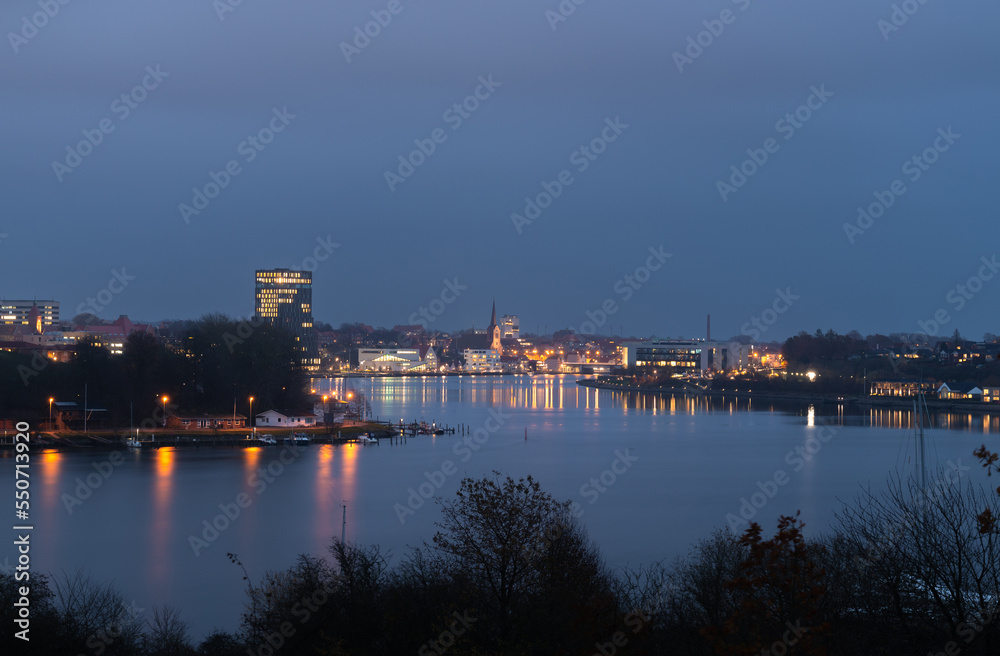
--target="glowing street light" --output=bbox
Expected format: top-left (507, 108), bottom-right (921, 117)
top-left (49, 397), bottom-right (54, 428)
top-left (249, 396), bottom-right (255, 436)
top-left (161, 395), bottom-right (169, 427)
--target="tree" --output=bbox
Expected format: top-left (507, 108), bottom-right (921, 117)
top-left (51, 570), bottom-right (146, 655)
top-left (973, 445), bottom-right (1000, 533)
top-left (702, 513), bottom-right (829, 656)
top-left (144, 605), bottom-right (195, 656)
top-left (431, 473), bottom-right (571, 644)
top-left (836, 472), bottom-right (1000, 651)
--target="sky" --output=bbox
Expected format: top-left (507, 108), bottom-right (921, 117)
top-left (2, 0), bottom-right (998, 342)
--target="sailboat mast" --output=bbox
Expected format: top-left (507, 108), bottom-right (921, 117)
top-left (914, 394), bottom-right (926, 490)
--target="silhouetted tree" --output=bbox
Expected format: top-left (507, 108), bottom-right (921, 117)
top-left (702, 513), bottom-right (829, 656)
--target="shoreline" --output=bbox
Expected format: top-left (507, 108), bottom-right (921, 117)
top-left (576, 379), bottom-right (1000, 414)
top-left (0, 423), bottom-right (398, 453)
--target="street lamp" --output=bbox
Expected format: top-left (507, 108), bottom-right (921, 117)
top-left (249, 396), bottom-right (255, 436)
top-left (49, 397), bottom-right (54, 428)
top-left (161, 395), bottom-right (169, 427)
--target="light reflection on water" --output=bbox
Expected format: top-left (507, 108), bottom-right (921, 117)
top-left (6, 375), bottom-right (999, 640)
top-left (315, 374), bottom-right (1000, 433)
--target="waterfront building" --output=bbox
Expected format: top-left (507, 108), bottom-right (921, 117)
top-left (166, 414), bottom-right (247, 429)
top-left (255, 409), bottom-right (320, 427)
top-left (869, 379), bottom-right (937, 397)
top-left (621, 339), bottom-right (749, 373)
top-left (254, 269), bottom-right (320, 371)
top-left (356, 346), bottom-right (438, 372)
top-left (463, 348), bottom-right (501, 372)
top-left (982, 387), bottom-right (1000, 403)
top-left (937, 382), bottom-right (984, 401)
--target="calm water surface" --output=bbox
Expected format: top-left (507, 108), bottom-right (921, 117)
top-left (3, 375), bottom-right (999, 638)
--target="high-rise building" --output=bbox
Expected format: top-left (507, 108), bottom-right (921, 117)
top-left (254, 269), bottom-right (320, 370)
top-left (0, 300), bottom-right (59, 333)
top-left (500, 314), bottom-right (519, 339)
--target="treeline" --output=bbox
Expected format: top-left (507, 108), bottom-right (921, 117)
top-left (0, 314), bottom-right (307, 428)
top-left (4, 464), bottom-right (999, 656)
top-left (781, 329), bottom-right (1000, 386)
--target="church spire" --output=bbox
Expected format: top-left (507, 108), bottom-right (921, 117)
top-left (488, 299), bottom-right (501, 355)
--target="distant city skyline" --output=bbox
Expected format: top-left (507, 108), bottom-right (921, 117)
top-left (4, 286), bottom-right (994, 344)
top-left (2, 1), bottom-right (998, 343)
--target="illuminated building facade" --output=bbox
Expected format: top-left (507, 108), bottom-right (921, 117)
top-left (254, 269), bottom-right (320, 370)
top-left (356, 347), bottom-right (437, 372)
top-left (500, 314), bottom-right (519, 339)
top-left (463, 348), bottom-right (501, 372)
top-left (621, 340), bottom-right (749, 373)
top-left (1, 300), bottom-right (59, 333)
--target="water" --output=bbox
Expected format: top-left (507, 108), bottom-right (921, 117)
top-left (3, 374), bottom-right (999, 639)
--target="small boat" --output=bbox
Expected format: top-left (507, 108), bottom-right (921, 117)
top-left (260, 435), bottom-right (277, 445)
top-left (357, 433), bottom-right (378, 444)
top-left (125, 438), bottom-right (142, 449)
top-left (291, 432), bottom-right (310, 444)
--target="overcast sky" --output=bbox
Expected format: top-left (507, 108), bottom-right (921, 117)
top-left (2, 0), bottom-right (997, 341)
